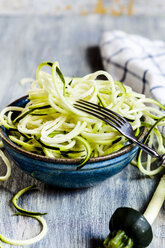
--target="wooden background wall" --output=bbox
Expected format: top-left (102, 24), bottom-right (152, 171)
top-left (0, 0), bottom-right (164, 17)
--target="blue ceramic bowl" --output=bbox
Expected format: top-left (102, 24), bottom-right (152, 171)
top-left (0, 96), bottom-right (145, 188)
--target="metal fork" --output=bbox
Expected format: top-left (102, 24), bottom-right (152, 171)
top-left (74, 99), bottom-right (165, 163)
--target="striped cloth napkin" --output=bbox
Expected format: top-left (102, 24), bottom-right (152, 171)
top-left (100, 30), bottom-right (165, 105)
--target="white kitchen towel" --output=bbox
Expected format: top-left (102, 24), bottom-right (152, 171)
top-left (100, 30), bottom-right (165, 104)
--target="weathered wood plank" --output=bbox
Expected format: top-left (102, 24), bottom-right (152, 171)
top-left (0, 0), bottom-right (165, 17)
top-left (0, 16), bottom-right (164, 247)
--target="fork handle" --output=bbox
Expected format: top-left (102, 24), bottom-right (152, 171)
top-left (131, 138), bottom-right (160, 159)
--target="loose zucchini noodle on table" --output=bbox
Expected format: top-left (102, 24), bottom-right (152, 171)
top-left (1, 61), bottom-right (165, 173)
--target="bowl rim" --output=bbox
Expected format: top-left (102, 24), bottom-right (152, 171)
top-left (0, 95), bottom-right (146, 164)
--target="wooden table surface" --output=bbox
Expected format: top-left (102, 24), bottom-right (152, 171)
top-left (0, 15), bottom-right (165, 248)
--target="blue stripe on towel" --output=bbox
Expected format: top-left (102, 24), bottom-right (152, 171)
top-left (104, 51), bottom-right (165, 95)
top-left (103, 56), bottom-right (143, 82)
top-left (147, 53), bottom-right (165, 74)
top-left (150, 85), bottom-right (165, 93)
top-left (101, 33), bottom-right (165, 97)
top-left (109, 47), bottom-right (130, 58)
top-left (101, 35), bottom-right (125, 47)
top-left (142, 69), bottom-right (149, 94)
top-left (120, 52), bottom-right (165, 82)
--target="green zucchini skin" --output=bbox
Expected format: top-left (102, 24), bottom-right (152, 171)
top-left (109, 207), bottom-right (153, 248)
top-left (13, 104), bottom-right (51, 123)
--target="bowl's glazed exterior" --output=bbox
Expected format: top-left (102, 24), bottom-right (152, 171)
top-left (0, 96), bottom-right (145, 188)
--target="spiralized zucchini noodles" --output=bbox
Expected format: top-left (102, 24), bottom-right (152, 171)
top-left (1, 61), bottom-right (165, 173)
top-left (0, 185), bottom-right (47, 246)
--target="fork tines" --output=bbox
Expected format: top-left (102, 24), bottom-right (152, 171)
top-left (73, 99), bottom-right (126, 129)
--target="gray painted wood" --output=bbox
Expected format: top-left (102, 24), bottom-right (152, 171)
top-left (0, 0), bottom-right (165, 16)
top-left (0, 15), bottom-right (165, 247)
